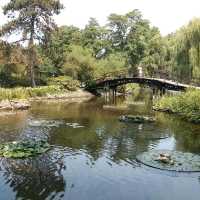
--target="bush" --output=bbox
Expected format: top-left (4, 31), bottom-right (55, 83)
top-left (154, 89), bottom-right (200, 123)
top-left (62, 45), bottom-right (95, 82)
top-left (47, 76), bottom-right (80, 91)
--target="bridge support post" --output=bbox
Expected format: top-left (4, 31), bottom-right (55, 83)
top-left (111, 87), bottom-right (117, 104)
top-left (161, 88), bottom-right (166, 96)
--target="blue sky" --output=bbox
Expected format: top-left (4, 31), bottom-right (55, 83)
top-left (1, 0), bottom-right (200, 35)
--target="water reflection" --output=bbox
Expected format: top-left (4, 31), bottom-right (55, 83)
top-left (0, 148), bottom-right (66, 200)
top-left (0, 90), bottom-right (199, 199)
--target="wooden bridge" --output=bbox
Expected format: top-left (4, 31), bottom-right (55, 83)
top-left (85, 70), bottom-right (200, 93)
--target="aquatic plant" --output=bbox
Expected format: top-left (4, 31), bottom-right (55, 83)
top-left (0, 140), bottom-right (50, 158)
top-left (137, 150), bottom-right (200, 172)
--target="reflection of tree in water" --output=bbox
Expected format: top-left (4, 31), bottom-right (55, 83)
top-left (49, 115), bottom-right (170, 167)
top-left (101, 121), bottom-right (171, 164)
top-left (103, 125), bottom-right (150, 163)
top-left (0, 149), bottom-right (66, 200)
top-left (157, 112), bottom-right (200, 153)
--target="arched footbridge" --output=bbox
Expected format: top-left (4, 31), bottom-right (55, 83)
top-left (85, 71), bottom-right (200, 93)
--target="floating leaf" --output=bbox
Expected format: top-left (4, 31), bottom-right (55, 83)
top-left (0, 140), bottom-right (50, 159)
top-left (136, 150), bottom-right (200, 172)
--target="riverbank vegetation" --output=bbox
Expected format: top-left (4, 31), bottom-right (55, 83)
top-left (0, 75), bottom-right (80, 100)
top-left (0, 86), bottom-right (62, 100)
top-left (1, 1), bottom-right (200, 110)
top-left (154, 89), bottom-right (200, 123)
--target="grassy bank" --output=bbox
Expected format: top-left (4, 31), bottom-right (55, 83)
top-left (0, 86), bottom-right (64, 100)
top-left (0, 76), bottom-right (81, 101)
top-left (154, 89), bottom-right (200, 123)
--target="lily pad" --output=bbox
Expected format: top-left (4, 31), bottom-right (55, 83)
top-left (136, 150), bottom-right (200, 172)
top-left (0, 140), bottom-right (50, 158)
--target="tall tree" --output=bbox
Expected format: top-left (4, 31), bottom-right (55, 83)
top-left (82, 18), bottom-right (110, 57)
top-left (44, 25), bottom-right (82, 74)
top-left (107, 10), bottom-right (151, 75)
top-left (0, 0), bottom-right (63, 87)
top-left (140, 27), bottom-right (168, 77)
top-left (108, 13), bottom-right (128, 51)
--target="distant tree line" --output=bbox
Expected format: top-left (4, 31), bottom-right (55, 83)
top-left (1, 0), bottom-right (200, 87)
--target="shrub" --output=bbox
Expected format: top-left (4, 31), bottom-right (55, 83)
top-left (47, 76), bottom-right (80, 91)
top-left (154, 89), bottom-right (200, 123)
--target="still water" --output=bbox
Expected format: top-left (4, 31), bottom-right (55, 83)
top-left (0, 90), bottom-right (200, 200)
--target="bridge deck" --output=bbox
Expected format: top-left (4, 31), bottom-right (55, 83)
top-left (86, 76), bottom-right (200, 92)
top-left (140, 77), bottom-right (200, 90)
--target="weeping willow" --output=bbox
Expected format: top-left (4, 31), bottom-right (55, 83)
top-left (173, 18), bottom-right (200, 83)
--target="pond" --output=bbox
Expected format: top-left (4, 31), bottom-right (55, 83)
top-left (0, 89), bottom-right (200, 200)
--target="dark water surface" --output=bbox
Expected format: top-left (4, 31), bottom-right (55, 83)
top-left (0, 93), bottom-right (200, 200)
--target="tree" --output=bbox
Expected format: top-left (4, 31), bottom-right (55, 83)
top-left (82, 18), bottom-right (110, 57)
top-left (107, 10), bottom-right (151, 75)
top-left (1, 0), bottom-right (63, 87)
top-left (108, 13), bottom-right (128, 51)
top-left (43, 25), bottom-right (82, 75)
top-left (63, 45), bottom-right (96, 81)
top-left (141, 27), bottom-right (168, 77)
top-left (168, 18), bottom-right (200, 83)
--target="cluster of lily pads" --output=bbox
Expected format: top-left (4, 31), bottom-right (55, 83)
top-left (28, 119), bottom-right (85, 129)
top-left (136, 150), bottom-right (200, 172)
top-left (0, 119), bottom-right (86, 159)
top-left (0, 140), bottom-right (50, 158)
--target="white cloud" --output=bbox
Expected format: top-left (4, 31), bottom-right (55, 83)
top-left (1, 0), bottom-right (200, 35)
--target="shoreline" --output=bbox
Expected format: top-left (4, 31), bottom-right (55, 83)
top-left (0, 89), bottom-right (94, 112)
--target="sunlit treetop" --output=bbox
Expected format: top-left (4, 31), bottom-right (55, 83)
top-left (1, 0), bottom-right (64, 43)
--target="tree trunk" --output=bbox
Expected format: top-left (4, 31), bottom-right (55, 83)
top-left (28, 18), bottom-right (36, 87)
top-left (28, 47), bottom-right (36, 87)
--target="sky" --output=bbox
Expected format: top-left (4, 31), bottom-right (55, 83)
top-left (0, 0), bottom-right (200, 35)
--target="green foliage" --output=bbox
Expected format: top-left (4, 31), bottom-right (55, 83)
top-left (2, 5), bottom-right (200, 86)
top-left (0, 85), bottom-right (62, 100)
top-left (43, 10), bottom-right (161, 81)
top-left (141, 27), bottom-right (168, 77)
top-left (0, 140), bottom-right (50, 158)
top-left (47, 76), bottom-right (80, 91)
top-left (43, 25), bottom-right (82, 74)
top-left (107, 9), bottom-right (154, 75)
top-left (167, 18), bottom-right (200, 82)
top-left (81, 18), bottom-right (110, 56)
top-left (94, 53), bottom-right (126, 78)
top-left (62, 45), bottom-right (96, 81)
top-left (154, 89), bottom-right (200, 123)
top-left (1, 0), bottom-right (63, 87)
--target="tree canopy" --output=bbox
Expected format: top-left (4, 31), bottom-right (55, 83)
top-left (1, 3), bottom-right (200, 87)
top-left (0, 0), bottom-right (63, 87)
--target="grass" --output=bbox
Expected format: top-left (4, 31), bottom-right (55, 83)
top-left (0, 85), bottom-right (63, 101)
top-left (0, 76), bottom-right (81, 101)
top-left (154, 89), bottom-right (200, 123)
